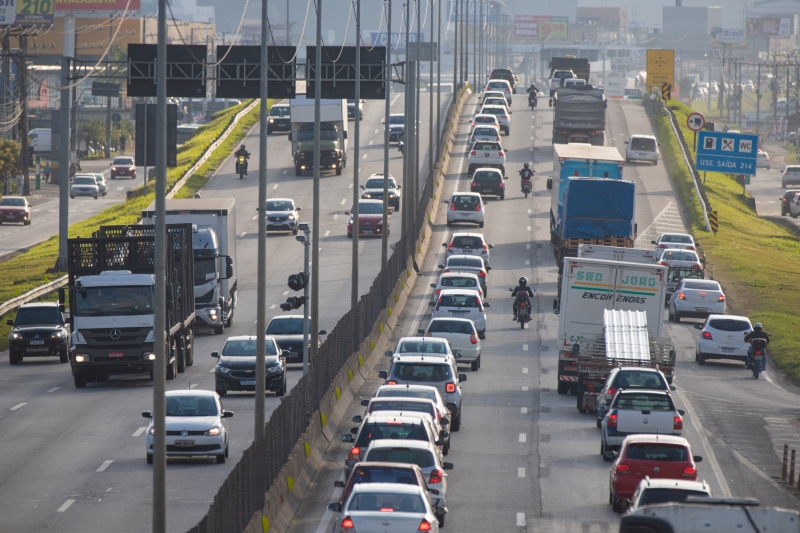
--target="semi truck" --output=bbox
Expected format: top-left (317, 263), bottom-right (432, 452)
top-left (553, 178), bottom-right (636, 264)
top-left (552, 86), bottom-right (607, 145)
top-left (289, 96), bottom-right (348, 176)
top-left (142, 198), bottom-right (237, 335)
top-left (547, 144), bottom-right (625, 239)
top-left (67, 224), bottom-right (195, 388)
top-left (553, 257), bottom-right (667, 394)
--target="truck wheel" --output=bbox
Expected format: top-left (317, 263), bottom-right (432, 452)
top-left (74, 373), bottom-right (87, 388)
top-left (147, 454), bottom-right (153, 465)
top-left (214, 325), bottom-right (224, 335)
top-left (176, 338), bottom-right (186, 374)
top-left (166, 344), bottom-right (177, 380)
top-left (185, 328), bottom-right (194, 367)
top-left (295, 167), bottom-right (301, 176)
top-left (557, 382), bottom-right (570, 395)
top-left (336, 167), bottom-right (343, 176)
top-left (225, 311), bottom-right (233, 328)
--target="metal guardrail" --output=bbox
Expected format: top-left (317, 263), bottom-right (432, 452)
top-left (0, 275), bottom-right (68, 318)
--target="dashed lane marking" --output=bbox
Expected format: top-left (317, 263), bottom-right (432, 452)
top-left (96, 460), bottom-right (113, 472)
top-left (251, 214), bottom-right (258, 221)
top-left (47, 387), bottom-right (60, 393)
top-left (516, 513), bottom-right (526, 526)
top-left (523, 344), bottom-right (528, 351)
top-left (239, 232), bottom-right (247, 238)
top-left (521, 407), bottom-right (528, 414)
top-left (273, 184), bottom-right (279, 190)
top-left (132, 427), bottom-right (147, 437)
top-left (283, 291), bottom-right (290, 295)
top-left (341, 199), bottom-right (347, 205)
top-left (518, 467), bottom-right (526, 477)
top-left (9, 402), bottom-right (27, 411)
top-left (282, 170), bottom-right (287, 175)
top-left (519, 433), bottom-right (527, 443)
top-left (522, 386), bottom-right (529, 391)
top-left (522, 368), bottom-right (528, 374)
top-left (56, 500), bottom-right (75, 513)
top-left (324, 230), bottom-right (330, 237)
top-left (369, 140), bottom-right (374, 145)
top-left (269, 304), bottom-right (276, 309)
top-left (189, 384), bottom-right (198, 389)
top-left (525, 260), bottom-right (530, 265)
top-left (362, 154), bottom-right (368, 159)
top-left (526, 226), bottom-right (531, 231)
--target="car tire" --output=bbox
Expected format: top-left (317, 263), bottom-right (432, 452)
top-left (94, 196), bottom-right (98, 199)
top-left (673, 312), bottom-right (681, 323)
top-left (478, 331), bottom-right (485, 340)
top-left (471, 359), bottom-right (479, 371)
top-left (451, 409), bottom-right (462, 431)
top-left (70, 195), bottom-right (74, 199)
top-left (596, 417), bottom-right (602, 429)
top-left (293, 228), bottom-right (298, 236)
top-left (147, 454), bottom-right (153, 465)
top-left (625, 157), bottom-right (630, 163)
top-left (347, 232), bottom-right (353, 238)
top-left (478, 355), bottom-right (481, 369)
top-left (500, 192), bottom-right (505, 200)
top-left (216, 389), bottom-right (227, 397)
top-left (336, 167), bottom-right (343, 176)
top-left (438, 513), bottom-right (445, 528)
top-left (557, 382), bottom-right (570, 395)
top-left (668, 309), bottom-right (674, 322)
top-left (446, 220), bottom-right (452, 227)
top-left (698, 353), bottom-right (707, 365)
top-left (479, 221), bottom-right (484, 228)
top-left (216, 453), bottom-right (226, 464)
top-left (276, 378), bottom-right (286, 397)
top-left (9, 352), bottom-right (19, 365)
top-left (74, 373), bottom-right (87, 388)
top-left (611, 494), bottom-right (624, 513)
top-left (60, 351), bottom-right (68, 364)
top-left (601, 439), bottom-right (609, 460)
top-left (214, 325), bottom-right (224, 335)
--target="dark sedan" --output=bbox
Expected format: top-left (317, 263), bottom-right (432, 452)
top-left (8, 302), bottom-right (69, 364)
top-left (265, 315), bottom-right (326, 366)
top-left (212, 336), bottom-right (286, 396)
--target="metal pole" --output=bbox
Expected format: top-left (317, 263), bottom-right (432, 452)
top-left (18, 35), bottom-right (29, 195)
top-left (381, 0), bottom-right (391, 268)
top-left (756, 63), bottom-right (761, 138)
top-left (352, 0), bottom-right (361, 310)
top-left (310, 0), bottom-right (322, 367)
top-left (153, 0), bottom-right (168, 525)
top-left (453, 0), bottom-right (458, 89)
top-left (464, 0), bottom-right (468, 87)
top-left (57, 57), bottom-right (70, 269)
top-left (1, 34), bottom-right (9, 140)
top-left (408, 60), bottom-right (417, 243)
top-left (255, 0), bottom-right (269, 440)
top-left (105, 16), bottom-right (113, 159)
top-left (707, 51), bottom-right (712, 112)
top-left (403, 0), bottom-right (411, 243)
top-left (286, 0), bottom-right (290, 44)
top-left (435, 0), bottom-right (441, 163)
top-left (415, 0), bottom-right (420, 232)
top-left (302, 226), bottom-right (310, 376)
top-left (428, 0), bottom-right (433, 187)
top-left (785, 64), bottom-right (791, 140)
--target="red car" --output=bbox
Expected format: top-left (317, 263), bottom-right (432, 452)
top-left (0, 196), bottom-right (31, 225)
top-left (346, 199), bottom-right (389, 238)
top-left (609, 435), bottom-right (702, 513)
top-left (110, 156), bottom-right (136, 179)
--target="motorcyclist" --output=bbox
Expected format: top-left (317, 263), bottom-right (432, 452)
top-left (519, 163), bottom-right (534, 182)
top-left (511, 276), bottom-right (534, 319)
top-left (235, 144), bottom-right (250, 175)
top-left (526, 82), bottom-right (539, 95)
top-left (744, 322), bottom-right (770, 371)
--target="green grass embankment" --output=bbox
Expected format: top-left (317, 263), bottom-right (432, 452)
top-left (652, 99), bottom-right (800, 382)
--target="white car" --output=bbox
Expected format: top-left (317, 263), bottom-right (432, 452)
top-left (669, 279), bottom-right (726, 322)
top-left (467, 141), bottom-right (506, 176)
top-left (359, 397), bottom-right (452, 454)
top-left (484, 79), bottom-right (512, 103)
top-left (447, 192), bottom-right (485, 228)
top-left (439, 254), bottom-right (490, 296)
top-left (420, 317), bottom-right (482, 370)
top-left (430, 272), bottom-right (484, 301)
top-left (70, 175), bottom-right (100, 199)
top-left (482, 97), bottom-right (511, 116)
top-left (443, 232), bottom-right (493, 265)
top-left (625, 135), bottom-right (659, 165)
top-left (91, 173), bottom-right (108, 196)
top-left (549, 70), bottom-right (576, 96)
top-left (469, 125), bottom-right (501, 144)
top-left (469, 114), bottom-right (500, 135)
top-left (390, 336), bottom-right (453, 357)
top-left (652, 233), bottom-right (696, 252)
top-left (695, 314), bottom-right (752, 365)
top-left (481, 90), bottom-right (507, 105)
top-left (265, 198), bottom-right (301, 235)
top-left (563, 78), bottom-right (586, 89)
top-left (657, 248), bottom-right (701, 269)
top-left (479, 105), bottom-right (511, 135)
top-left (782, 165), bottom-right (800, 188)
top-left (333, 483), bottom-right (441, 533)
top-left (601, 390), bottom-right (683, 455)
top-left (625, 479), bottom-right (712, 516)
top-left (791, 193), bottom-right (800, 218)
top-left (372, 384), bottom-right (450, 425)
top-left (361, 173), bottom-right (401, 211)
top-left (143, 389), bottom-right (233, 464)
top-left (757, 150), bottom-right (770, 170)
top-left (429, 289), bottom-right (489, 338)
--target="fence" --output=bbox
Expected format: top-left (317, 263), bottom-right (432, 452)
top-left (187, 88), bottom-right (459, 533)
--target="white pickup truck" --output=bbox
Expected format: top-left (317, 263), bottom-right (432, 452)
top-left (467, 141), bottom-right (507, 176)
top-left (601, 389), bottom-right (684, 456)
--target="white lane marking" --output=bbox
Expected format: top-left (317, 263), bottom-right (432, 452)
top-left (522, 386), bottom-right (529, 391)
top-left (391, 93), bottom-right (402, 106)
top-left (10, 402), bottom-right (27, 411)
top-left (132, 427), bottom-right (147, 437)
top-left (239, 232), bottom-right (247, 238)
top-left (56, 499), bottom-right (75, 513)
top-left (518, 467), bottom-right (526, 477)
top-left (283, 291), bottom-right (289, 295)
top-left (333, 214), bottom-right (339, 220)
top-left (341, 198), bottom-right (347, 205)
top-left (189, 383), bottom-right (198, 389)
top-left (282, 170), bottom-right (288, 175)
top-left (349, 182), bottom-right (353, 188)
top-left (522, 367), bottom-right (528, 374)
top-left (362, 154), bottom-right (368, 159)
top-left (526, 226), bottom-right (531, 231)
top-left (208, 367), bottom-right (216, 373)
top-left (525, 260), bottom-right (530, 265)
top-left (96, 460), bottom-right (113, 472)
top-left (313, 486), bottom-right (344, 533)
top-left (369, 140), bottom-right (374, 145)
top-left (673, 388), bottom-right (731, 497)
top-left (273, 183), bottom-right (279, 190)
top-left (324, 230), bottom-right (330, 237)
top-left (523, 344), bottom-right (528, 351)
top-left (521, 407), bottom-right (528, 414)
top-left (115, 186), bottom-right (124, 190)
top-left (528, 208), bottom-right (532, 214)
top-left (251, 214), bottom-right (258, 221)
top-left (516, 513), bottom-right (526, 526)
top-left (519, 433), bottom-right (526, 442)
top-left (374, 129), bottom-right (379, 134)
top-left (47, 387), bottom-right (61, 393)
top-left (269, 304), bottom-right (276, 309)
top-left (526, 244), bottom-right (530, 249)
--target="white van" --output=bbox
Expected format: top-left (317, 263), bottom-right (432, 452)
top-left (625, 134), bottom-right (659, 165)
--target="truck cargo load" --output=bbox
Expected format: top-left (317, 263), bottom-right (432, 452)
top-left (289, 96), bottom-right (348, 176)
top-left (552, 86), bottom-right (606, 145)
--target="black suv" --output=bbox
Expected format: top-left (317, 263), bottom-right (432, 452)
top-left (490, 68), bottom-right (517, 93)
top-left (470, 168), bottom-right (507, 199)
top-left (8, 302), bottom-right (69, 364)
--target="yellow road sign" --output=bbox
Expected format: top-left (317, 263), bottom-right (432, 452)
top-left (661, 83), bottom-right (672, 100)
top-left (647, 49), bottom-right (674, 94)
top-left (709, 210), bottom-right (719, 234)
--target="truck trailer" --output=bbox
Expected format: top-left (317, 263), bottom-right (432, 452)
top-left (289, 96), bottom-right (348, 176)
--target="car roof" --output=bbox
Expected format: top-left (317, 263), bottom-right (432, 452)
top-left (428, 317), bottom-right (475, 324)
top-left (165, 389), bottom-right (217, 397)
top-left (377, 384), bottom-right (440, 394)
top-left (638, 478), bottom-right (709, 491)
top-left (473, 124), bottom-right (500, 130)
top-left (438, 288), bottom-right (482, 296)
top-left (661, 248), bottom-right (697, 253)
top-left (659, 233), bottom-right (693, 239)
top-left (451, 232), bottom-right (485, 238)
top-left (371, 396), bottom-right (436, 405)
top-left (630, 134), bottom-right (656, 140)
top-left (624, 434), bottom-right (689, 445)
top-left (269, 314), bottom-right (304, 320)
top-left (450, 191), bottom-right (482, 198)
top-left (358, 199), bottom-right (384, 205)
top-left (366, 439), bottom-right (437, 451)
top-left (268, 197), bottom-right (295, 203)
top-left (473, 114), bottom-right (497, 119)
top-left (706, 314), bottom-right (749, 321)
top-left (438, 272), bottom-right (480, 280)
top-left (349, 461), bottom-right (424, 474)
top-left (367, 173), bottom-right (395, 179)
top-left (473, 167), bottom-right (503, 173)
top-left (398, 336), bottom-right (447, 343)
top-left (391, 355), bottom-right (453, 365)
top-left (350, 482), bottom-right (423, 494)
top-left (19, 302), bottom-right (59, 308)
top-left (364, 412), bottom-right (430, 423)
top-left (617, 389), bottom-right (669, 396)
top-left (613, 367), bottom-right (663, 374)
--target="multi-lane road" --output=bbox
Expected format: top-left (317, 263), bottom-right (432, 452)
top-left (0, 91), bottom-right (450, 533)
top-left (283, 96), bottom-right (800, 533)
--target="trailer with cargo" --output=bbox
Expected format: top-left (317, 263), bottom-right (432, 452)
top-left (289, 96), bottom-right (348, 176)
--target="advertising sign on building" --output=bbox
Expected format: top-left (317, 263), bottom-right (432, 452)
top-left (746, 17), bottom-right (790, 37)
top-left (538, 16), bottom-right (568, 39)
top-left (514, 15), bottom-right (537, 38)
top-left (0, 0), bottom-right (54, 26)
top-left (56, 0), bottom-right (141, 11)
top-left (368, 32), bottom-right (425, 50)
top-left (716, 28), bottom-right (746, 44)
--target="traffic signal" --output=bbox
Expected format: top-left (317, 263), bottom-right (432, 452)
top-left (279, 296), bottom-right (305, 312)
top-left (288, 272), bottom-right (308, 292)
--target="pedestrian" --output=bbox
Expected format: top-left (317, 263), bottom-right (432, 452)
top-left (69, 162), bottom-right (77, 182)
top-left (43, 162), bottom-right (52, 183)
top-left (16, 173), bottom-right (24, 196)
top-left (3, 174), bottom-right (9, 195)
top-left (120, 134), bottom-right (126, 155)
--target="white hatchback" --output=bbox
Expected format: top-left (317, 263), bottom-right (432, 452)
top-left (695, 314), bottom-right (752, 365)
top-left (420, 317), bottom-right (482, 370)
top-left (652, 233), bottom-right (696, 252)
top-left (469, 114), bottom-right (500, 135)
top-left (657, 248), bottom-right (701, 269)
top-left (479, 105), bottom-right (511, 135)
top-left (757, 150), bottom-right (770, 170)
top-left (429, 289), bottom-right (489, 338)
top-left (446, 192), bottom-right (485, 227)
top-left (625, 135), bottom-right (659, 165)
top-left (430, 272), bottom-right (484, 302)
top-left (484, 80), bottom-right (512, 103)
top-left (469, 125), bottom-right (501, 144)
top-left (669, 279), bottom-right (726, 322)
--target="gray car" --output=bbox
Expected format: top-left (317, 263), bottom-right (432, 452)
top-left (264, 198), bottom-right (301, 235)
top-left (70, 175), bottom-right (99, 199)
top-left (439, 254), bottom-right (490, 296)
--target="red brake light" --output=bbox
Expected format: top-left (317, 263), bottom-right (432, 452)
top-left (348, 447), bottom-right (361, 461)
top-left (471, 182), bottom-right (477, 188)
top-left (387, 380), bottom-right (398, 385)
top-left (678, 292), bottom-right (686, 300)
top-left (341, 516), bottom-right (356, 531)
top-left (674, 415), bottom-right (683, 430)
top-left (435, 288), bottom-right (441, 296)
top-left (660, 261), bottom-right (669, 267)
top-left (498, 151), bottom-right (504, 156)
top-left (718, 295), bottom-right (725, 301)
top-left (445, 382), bottom-right (456, 393)
top-left (482, 243), bottom-right (489, 251)
top-left (608, 412), bottom-right (618, 428)
top-left (470, 151), bottom-right (476, 156)
top-left (658, 244), bottom-right (668, 248)
top-left (425, 331), bottom-right (432, 337)
top-left (697, 291), bottom-right (707, 295)
top-left (471, 121), bottom-right (476, 126)
top-left (417, 519), bottom-right (433, 532)
top-left (682, 466), bottom-right (697, 477)
top-left (447, 243), bottom-right (454, 252)
top-left (470, 334), bottom-right (478, 344)
top-left (443, 269), bottom-right (450, 273)
top-left (450, 202), bottom-right (456, 211)
top-left (429, 468), bottom-right (443, 484)
top-left (702, 331), bottom-right (713, 340)
top-left (691, 264), bottom-right (702, 269)
top-left (475, 202), bottom-right (481, 211)
top-left (686, 246), bottom-right (695, 250)
top-left (615, 463), bottom-right (630, 474)
top-left (478, 271), bottom-right (486, 277)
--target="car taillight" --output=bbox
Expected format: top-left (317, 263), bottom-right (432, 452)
top-left (678, 292), bottom-right (686, 300)
top-left (471, 122), bottom-right (476, 126)
top-left (348, 447), bottom-right (361, 461)
top-left (475, 202), bottom-right (481, 211)
top-left (429, 468), bottom-right (443, 484)
top-left (691, 264), bottom-right (702, 269)
top-left (451, 202), bottom-right (456, 210)
top-left (686, 246), bottom-right (695, 250)
top-left (498, 181), bottom-right (504, 188)
top-left (658, 244), bottom-right (668, 248)
top-left (387, 380), bottom-right (398, 385)
top-left (446, 382), bottom-right (456, 393)
top-left (471, 182), bottom-right (477, 188)
top-left (501, 115), bottom-right (507, 119)
top-left (447, 243), bottom-right (454, 251)
top-left (435, 296), bottom-right (443, 311)
top-left (340, 516), bottom-right (356, 532)
top-left (702, 331), bottom-right (713, 340)
top-left (660, 261), bottom-right (669, 266)
top-left (478, 271), bottom-right (486, 277)
top-left (606, 387), bottom-right (617, 400)
top-left (718, 295), bottom-right (725, 301)
top-left (417, 519), bottom-right (433, 532)
top-left (498, 151), bottom-right (504, 156)
top-left (443, 269), bottom-right (450, 273)
top-left (435, 289), bottom-right (441, 296)
top-left (470, 334), bottom-right (478, 344)
top-left (615, 464), bottom-right (630, 474)
top-left (608, 412), bottom-right (618, 428)
top-left (674, 415), bottom-right (683, 430)
top-left (470, 151), bottom-right (476, 156)
top-left (471, 135), bottom-right (475, 141)
top-left (482, 244), bottom-right (489, 251)
top-left (682, 466), bottom-right (697, 477)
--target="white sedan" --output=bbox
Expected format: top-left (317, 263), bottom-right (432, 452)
top-left (143, 389), bottom-right (233, 464)
top-left (333, 483), bottom-right (440, 533)
top-left (70, 175), bottom-right (100, 199)
top-left (429, 289), bottom-right (489, 338)
top-left (652, 233), bottom-right (696, 252)
top-left (695, 314), bottom-right (753, 365)
top-left (657, 248), bottom-right (701, 269)
top-left (669, 279), bottom-right (725, 322)
top-left (420, 317), bottom-right (482, 371)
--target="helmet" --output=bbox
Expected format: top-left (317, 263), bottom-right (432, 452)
top-left (754, 322), bottom-right (762, 330)
top-left (518, 277), bottom-right (527, 287)
top-left (240, 144), bottom-right (246, 150)
top-left (523, 163), bottom-right (529, 169)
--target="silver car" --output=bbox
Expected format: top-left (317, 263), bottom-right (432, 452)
top-left (419, 317), bottom-right (482, 371)
top-left (92, 173), bottom-right (108, 196)
top-left (333, 483), bottom-right (441, 533)
top-left (70, 175), bottom-right (99, 199)
top-left (439, 255), bottom-right (490, 296)
top-left (430, 272), bottom-right (484, 302)
top-left (446, 192), bottom-right (485, 228)
top-left (669, 279), bottom-right (725, 322)
top-left (429, 289), bottom-right (489, 338)
top-left (264, 198), bottom-right (300, 235)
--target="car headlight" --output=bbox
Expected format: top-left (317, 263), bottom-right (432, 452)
top-left (74, 354), bottom-right (89, 363)
top-left (389, 193), bottom-right (396, 198)
top-left (52, 331), bottom-right (64, 339)
top-left (206, 309), bottom-right (218, 319)
top-left (363, 193), bottom-right (372, 198)
top-left (287, 214), bottom-right (295, 220)
top-left (144, 352), bottom-right (156, 361)
top-left (269, 118), bottom-right (274, 123)
top-left (216, 365), bottom-right (231, 374)
top-left (205, 427), bottom-right (221, 436)
top-left (267, 366), bottom-right (280, 373)
top-left (10, 332), bottom-right (20, 340)
top-left (149, 427), bottom-right (155, 435)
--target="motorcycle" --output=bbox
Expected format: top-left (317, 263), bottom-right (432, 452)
top-left (398, 141), bottom-right (404, 155)
top-left (528, 92), bottom-right (537, 109)
top-left (235, 155), bottom-right (247, 179)
top-left (749, 337), bottom-right (769, 379)
top-left (510, 288), bottom-right (532, 329)
top-left (519, 169), bottom-right (534, 198)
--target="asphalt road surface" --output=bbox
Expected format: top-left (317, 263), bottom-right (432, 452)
top-left (0, 92), bottom-right (450, 533)
top-left (283, 98), bottom-right (800, 533)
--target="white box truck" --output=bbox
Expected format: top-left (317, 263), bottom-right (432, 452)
top-left (289, 96), bottom-right (348, 176)
top-left (553, 257), bottom-right (667, 394)
top-left (578, 244), bottom-right (658, 264)
top-left (142, 198), bottom-right (238, 334)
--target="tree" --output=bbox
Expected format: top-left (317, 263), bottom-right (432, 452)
top-left (0, 138), bottom-right (21, 176)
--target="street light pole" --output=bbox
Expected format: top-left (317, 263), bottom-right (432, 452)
top-left (310, 0), bottom-right (322, 368)
top-left (351, 0), bottom-right (361, 310)
top-left (381, 0), bottom-right (391, 268)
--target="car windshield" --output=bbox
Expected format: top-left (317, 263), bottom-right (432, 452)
top-left (785, 166), bottom-right (800, 173)
top-left (350, 466), bottom-right (419, 486)
top-left (369, 401), bottom-right (435, 417)
top-left (474, 142), bottom-right (499, 151)
top-left (266, 318), bottom-right (305, 334)
top-left (366, 448), bottom-right (436, 469)
top-left (611, 371), bottom-right (666, 390)
top-left (614, 393), bottom-right (673, 411)
top-left (365, 178), bottom-right (396, 189)
top-left (487, 82), bottom-right (508, 90)
top-left (75, 286), bottom-right (153, 316)
top-left (270, 106), bottom-right (289, 117)
top-left (451, 195), bottom-right (480, 210)
top-left (626, 444), bottom-right (688, 461)
top-left (639, 489), bottom-right (709, 506)
top-left (398, 340), bottom-right (447, 354)
top-left (113, 158), bottom-right (133, 165)
top-left (473, 171), bottom-right (501, 183)
top-left (166, 395), bottom-right (218, 417)
top-left (392, 363), bottom-right (452, 382)
top-left (660, 234), bottom-right (693, 244)
top-left (708, 319), bottom-right (750, 332)
top-left (447, 256), bottom-right (483, 268)
top-left (631, 137), bottom-right (656, 151)
top-left (438, 294), bottom-right (479, 307)
top-left (452, 236), bottom-right (483, 248)
top-left (553, 71), bottom-right (573, 80)
top-left (0, 198), bottom-right (25, 206)
top-left (427, 320), bottom-right (474, 334)
top-left (389, 115), bottom-right (405, 125)
top-left (222, 338), bottom-right (278, 356)
top-left (358, 203), bottom-right (383, 215)
top-left (667, 267), bottom-right (704, 282)
top-left (14, 307), bottom-right (63, 326)
top-left (441, 276), bottom-right (478, 289)
top-left (664, 251), bottom-right (697, 262)
top-left (74, 177), bottom-right (96, 185)
top-left (376, 388), bottom-right (437, 401)
top-left (485, 99), bottom-right (506, 107)
top-left (194, 258), bottom-right (217, 285)
top-left (346, 492), bottom-right (426, 512)
top-left (684, 281), bottom-right (720, 291)
top-left (474, 128), bottom-right (497, 136)
top-left (481, 108), bottom-right (505, 118)
top-left (266, 200), bottom-right (294, 211)
top-left (355, 422), bottom-right (429, 446)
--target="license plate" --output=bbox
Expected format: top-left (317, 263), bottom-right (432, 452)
top-left (240, 379), bottom-right (256, 385)
top-left (695, 307), bottom-right (710, 312)
top-left (483, 188), bottom-right (494, 192)
top-left (108, 351), bottom-right (125, 358)
top-left (30, 340), bottom-right (44, 345)
top-left (451, 311), bottom-right (468, 317)
top-left (174, 440), bottom-right (194, 447)
top-left (362, 230), bottom-right (374, 235)
top-left (484, 153), bottom-right (490, 157)
top-left (6, 215), bottom-right (14, 219)
top-left (721, 348), bottom-right (737, 354)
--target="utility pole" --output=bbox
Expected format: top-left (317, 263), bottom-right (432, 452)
top-left (435, 0), bottom-right (441, 164)
top-left (464, 0), bottom-right (468, 87)
top-left (1, 34), bottom-right (9, 141)
top-left (719, 43), bottom-right (725, 113)
top-left (756, 63), bottom-right (761, 138)
top-left (301, 224), bottom-right (310, 376)
top-left (18, 35), bottom-right (29, 195)
top-left (407, 60), bottom-right (417, 245)
top-left (403, 0), bottom-right (410, 243)
top-left (707, 51), bottom-right (712, 112)
top-left (351, 0), bottom-right (361, 310)
top-left (415, 0), bottom-right (420, 229)
top-left (310, 0), bottom-right (322, 367)
top-left (105, 16), bottom-right (113, 159)
top-left (57, 57), bottom-right (70, 269)
top-left (453, 0), bottom-right (458, 92)
top-left (428, 0), bottom-right (433, 190)
top-left (784, 63), bottom-right (791, 140)
top-left (255, 0), bottom-right (270, 439)
top-left (472, 0), bottom-right (476, 89)
top-left (381, 0), bottom-right (391, 268)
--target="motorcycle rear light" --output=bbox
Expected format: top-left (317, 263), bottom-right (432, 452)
top-left (718, 295), bottom-right (725, 301)
top-left (608, 412), bottom-right (618, 428)
top-left (445, 382), bottom-right (456, 393)
top-left (678, 292), bottom-right (686, 300)
top-left (470, 334), bottom-right (478, 344)
top-left (674, 415), bottom-right (683, 430)
top-left (429, 468), bottom-right (443, 484)
top-left (701, 331), bottom-right (713, 340)
top-left (682, 466), bottom-right (697, 477)
top-left (387, 380), bottom-right (398, 385)
top-left (417, 519), bottom-right (433, 532)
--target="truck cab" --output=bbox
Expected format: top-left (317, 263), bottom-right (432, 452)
top-left (294, 123), bottom-right (346, 176)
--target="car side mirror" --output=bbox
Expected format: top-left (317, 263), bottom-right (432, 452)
top-left (360, 185), bottom-right (365, 189)
top-left (484, 303), bottom-right (490, 308)
top-left (670, 385), bottom-right (677, 391)
top-left (319, 330), bottom-right (327, 335)
top-left (443, 462), bottom-right (454, 470)
top-left (624, 141), bottom-right (629, 144)
top-left (385, 350), bottom-right (393, 357)
top-left (438, 265), bottom-right (444, 269)
top-left (397, 184), bottom-right (401, 189)
top-left (361, 399), bottom-right (370, 406)
top-left (552, 299), bottom-right (560, 315)
top-left (327, 502), bottom-right (342, 513)
top-left (693, 324), bottom-right (702, 330)
top-left (504, 149), bottom-right (508, 153)
top-left (677, 409), bottom-right (686, 416)
top-left (486, 266), bottom-right (492, 271)
top-left (352, 415), bottom-right (362, 423)
top-left (6, 319), bottom-right (12, 326)
top-left (334, 480), bottom-right (346, 488)
top-left (458, 374), bottom-right (467, 382)
top-left (342, 434), bottom-right (354, 442)
top-left (344, 211), bottom-right (350, 215)
top-left (142, 411), bottom-right (152, 418)
top-left (211, 351), bottom-right (220, 358)
top-left (296, 207), bottom-right (301, 210)
top-left (651, 240), bottom-right (657, 245)
top-left (503, 176), bottom-right (508, 180)
top-left (693, 455), bottom-right (703, 462)
top-left (442, 243), bottom-right (447, 247)
top-left (222, 411), bottom-right (234, 418)
top-left (378, 370), bottom-right (388, 379)
top-left (430, 283), bottom-right (436, 288)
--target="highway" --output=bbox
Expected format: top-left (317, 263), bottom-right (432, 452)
top-left (0, 91), bottom-right (450, 533)
top-left (284, 97), bottom-right (800, 533)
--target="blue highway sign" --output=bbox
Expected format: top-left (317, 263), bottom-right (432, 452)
top-left (696, 131), bottom-right (759, 175)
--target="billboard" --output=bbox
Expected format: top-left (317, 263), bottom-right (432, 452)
top-left (367, 32), bottom-right (425, 50)
top-left (716, 28), bottom-right (746, 44)
top-left (56, 0), bottom-right (141, 11)
top-left (514, 15), bottom-right (537, 38)
top-left (0, 0), bottom-right (54, 26)
top-left (746, 17), bottom-right (790, 37)
top-left (513, 15), bottom-right (568, 39)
